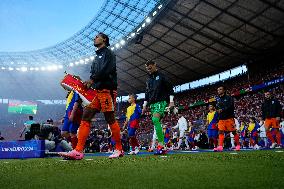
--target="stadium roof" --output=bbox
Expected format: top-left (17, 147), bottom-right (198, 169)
top-left (1, 0), bottom-right (284, 99)
top-left (115, 0), bottom-right (284, 94)
top-left (0, 0), bottom-right (160, 67)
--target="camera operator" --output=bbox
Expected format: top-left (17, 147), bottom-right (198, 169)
top-left (37, 119), bottom-right (72, 152)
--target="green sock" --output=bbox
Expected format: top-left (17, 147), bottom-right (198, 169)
top-left (152, 116), bottom-right (164, 145)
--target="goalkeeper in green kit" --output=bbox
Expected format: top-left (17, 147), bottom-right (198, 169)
top-left (142, 60), bottom-right (174, 155)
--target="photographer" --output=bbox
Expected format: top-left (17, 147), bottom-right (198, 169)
top-left (37, 119), bottom-right (72, 152)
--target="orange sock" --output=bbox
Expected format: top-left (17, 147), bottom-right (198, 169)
top-left (266, 130), bottom-right (275, 143)
top-left (275, 130), bottom-right (282, 145)
top-left (75, 121), bottom-right (91, 152)
top-left (218, 133), bottom-right (224, 146)
top-left (110, 121), bottom-right (122, 151)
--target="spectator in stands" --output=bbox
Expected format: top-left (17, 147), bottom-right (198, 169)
top-left (262, 91), bottom-right (282, 148)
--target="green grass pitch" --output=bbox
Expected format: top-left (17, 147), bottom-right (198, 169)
top-left (0, 150), bottom-right (283, 189)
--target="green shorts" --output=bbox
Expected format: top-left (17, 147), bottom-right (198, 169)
top-left (150, 101), bottom-right (168, 117)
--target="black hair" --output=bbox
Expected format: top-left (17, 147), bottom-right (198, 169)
top-left (29, 116), bottom-right (33, 120)
top-left (47, 118), bottom-right (53, 123)
top-left (249, 117), bottom-right (256, 123)
top-left (217, 85), bottom-right (226, 90)
top-left (145, 59), bottom-right (156, 66)
top-left (208, 103), bottom-right (216, 108)
top-left (129, 93), bottom-right (137, 100)
top-left (98, 32), bottom-right (110, 47)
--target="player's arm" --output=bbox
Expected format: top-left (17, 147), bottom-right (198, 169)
top-left (163, 75), bottom-right (175, 107)
top-left (206, 120), bottom-right (210, 130)
top-left (142, 83), bottom-right (149, 115)
top-left (123, 117), bottom-right (129, 130)
top-left (261, 103), bottom-right (266, 120)
top-left (69, 94), bottom-right (82, 122)
top-left (69, 102), bottom-right (79, 122)
top-left (20, 124), bottom-right (27, 137)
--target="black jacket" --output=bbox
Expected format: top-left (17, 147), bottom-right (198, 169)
top-left (145, 71), bottom-right (174, 105)
top-left (262, 98), bottom-right (282, 119)
top-left (90, 47), bottom-right (117, 90)
top-left (216, 94), bottom-right (235, 120)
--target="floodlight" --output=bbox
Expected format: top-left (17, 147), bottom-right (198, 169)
top-left (146, 17), bottom-right (151, 23)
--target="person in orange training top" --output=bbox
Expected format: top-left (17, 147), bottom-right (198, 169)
top-left (262, 90), bottom-right (282, 148)
top-left (214, 86), bottom-right (240, 152)
top-left (59, 32), bottom-right (123, 159)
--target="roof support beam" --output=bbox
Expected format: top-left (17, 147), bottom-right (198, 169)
top-left (203, 0), bottom-right (284, 39)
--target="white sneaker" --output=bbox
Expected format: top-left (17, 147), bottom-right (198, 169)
top-left (128, 151), bottom-right (135, 155)
top-left (275, 145), bottom-right (282, 149)
top-left (109, 150), bottom-right (124, 159)
top-left (134, 147), bottom-right (139, 155)
top-left (253, 144), bottom-right (260, 150)
top-left (270, 143), bottom-right (277, 149)
top-left (192, 146), bottom-right (199, 150)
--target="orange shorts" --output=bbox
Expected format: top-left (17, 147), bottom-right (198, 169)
top-left (218, 118), bottom-right (236, 132)
top-left (264, 118), bottom-right (280, 129)
top-left (87, 89), bottom-right (117, 112)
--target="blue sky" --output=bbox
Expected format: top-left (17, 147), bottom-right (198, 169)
top-left (0, 0), bottom-right (105, 52)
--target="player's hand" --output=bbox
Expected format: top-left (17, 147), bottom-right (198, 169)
top-left (83, 79), bottom-right (94, 89)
